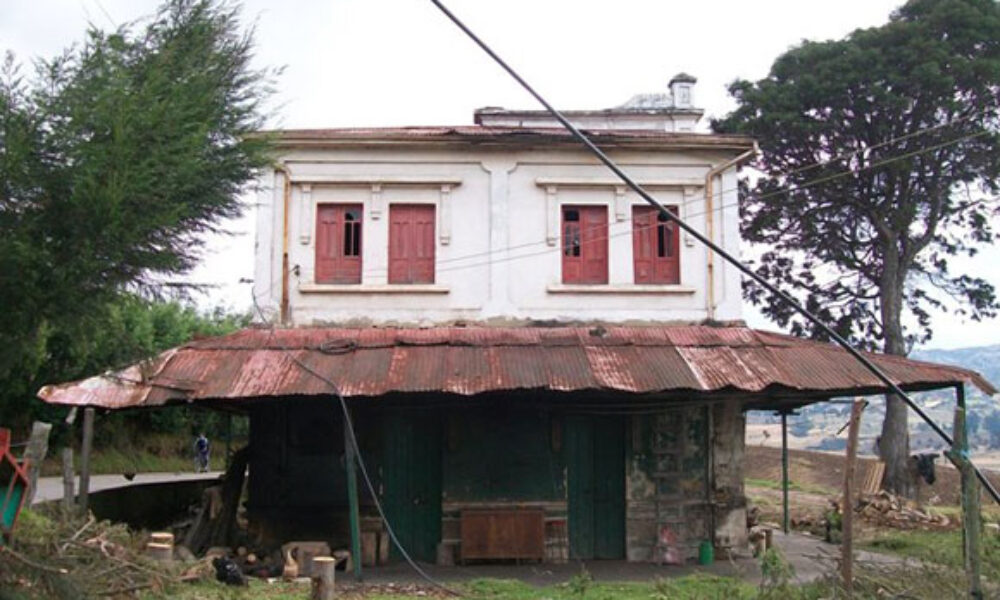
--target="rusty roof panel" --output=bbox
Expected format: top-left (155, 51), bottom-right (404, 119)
top-left (37, 326), bottom-right (997, 409)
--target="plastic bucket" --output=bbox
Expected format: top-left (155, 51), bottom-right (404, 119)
top-left (698, 540), bottom-right (714, 565)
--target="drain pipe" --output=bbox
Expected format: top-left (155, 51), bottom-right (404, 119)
top-left (704, 143), bottom-right (758, 321)
top-left (276, 164), bottom-right (292, 325)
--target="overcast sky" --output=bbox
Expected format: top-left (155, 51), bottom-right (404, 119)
top-left (4, 0), bottom-right (998, 349)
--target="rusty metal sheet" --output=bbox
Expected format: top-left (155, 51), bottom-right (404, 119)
top-left (36, 326), bottom-right (997, 409)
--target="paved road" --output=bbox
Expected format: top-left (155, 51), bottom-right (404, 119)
top-left (32, 471), bottom-right (222, 504)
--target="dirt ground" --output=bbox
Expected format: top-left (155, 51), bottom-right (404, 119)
top-left (745, 445), bottom-right (1000, 507)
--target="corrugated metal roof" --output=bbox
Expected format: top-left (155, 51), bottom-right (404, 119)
top-left (36, 326), bottom-right (996, 409)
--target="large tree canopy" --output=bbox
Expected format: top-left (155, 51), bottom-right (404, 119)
top-left (714, 0), bottom-right (1000, 495)
top-left (0, 0), bottom-right (274, 425)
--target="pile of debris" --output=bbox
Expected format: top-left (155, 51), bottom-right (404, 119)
top-left (0, 505), bottom-right (185, 599)
top-left (855, 490), bottom-right (952, 530)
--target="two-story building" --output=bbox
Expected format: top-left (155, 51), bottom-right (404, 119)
top-left (40, 75), bottom-right (994, 568)
top-left (257, 74), bottom-right (744, 328)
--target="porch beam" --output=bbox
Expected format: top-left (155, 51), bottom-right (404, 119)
top-left (344, 414), bottom-right (363, 581)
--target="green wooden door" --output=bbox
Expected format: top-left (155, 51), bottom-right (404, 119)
top-left (567, 415), bottom-right (625, 559)
top-left (382, 412), bottom-right (442, 562)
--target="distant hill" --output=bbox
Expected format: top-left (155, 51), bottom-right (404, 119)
top-left (911, 344), bottom-right (1000, 393)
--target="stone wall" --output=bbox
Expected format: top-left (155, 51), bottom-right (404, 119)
top-left (711, 401), bottom-right (748, 554)
top-left (625, 406), bottom-right (713, 562)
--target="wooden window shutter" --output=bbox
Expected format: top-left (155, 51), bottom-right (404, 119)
top-left (389, 204), bottom-right (436, 284)
top-left (316, 204), bottom-right (363, 284)
top-left (632, 205), bottom-right (679, 284)
top-left (562, 205), bottom-right (608, 284)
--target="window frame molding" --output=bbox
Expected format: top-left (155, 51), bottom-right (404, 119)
top-left (535, 177), bottom-right (702, 247)
top-left (292, 176), bottom-right (461, 249)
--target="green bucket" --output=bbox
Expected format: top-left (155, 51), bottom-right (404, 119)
top-left (698, 540), bottom-right (714, 565)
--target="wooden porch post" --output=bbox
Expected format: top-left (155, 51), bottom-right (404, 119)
top-left (344, 413), bottom-right (363, 581)
top-left (947, 384), bottom-right (982, 599)
top-left (780, 410), bottom-right (790, 535)
top-left (225, 413), bottom-right (233, 471)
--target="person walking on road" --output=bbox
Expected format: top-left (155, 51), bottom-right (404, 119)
top-left (194, 432), bottom-right (210, 473)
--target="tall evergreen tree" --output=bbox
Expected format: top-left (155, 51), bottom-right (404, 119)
top-left (715, 0), bottom-right (1000, 496)
top-left (0, 0), bottom-right (274, 425)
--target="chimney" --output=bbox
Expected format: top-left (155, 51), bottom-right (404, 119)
top-left (669, 73), bottom-right (697, 109)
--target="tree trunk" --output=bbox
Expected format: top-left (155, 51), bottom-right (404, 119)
top-left (878, 267), bottom-right (914, 498)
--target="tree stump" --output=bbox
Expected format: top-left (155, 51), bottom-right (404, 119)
top-left (146, 542), bottom-right (173, 563)
top-left (311, 556), bottom-right (337, 600)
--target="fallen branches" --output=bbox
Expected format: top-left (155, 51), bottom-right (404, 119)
top-left (856, 491), bottom-right (952, 530)
top-left (1, 504), bottom-right (209, 599)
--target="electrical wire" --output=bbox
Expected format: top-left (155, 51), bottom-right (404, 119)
top-left (427, 0), bottom-right (1000, 506)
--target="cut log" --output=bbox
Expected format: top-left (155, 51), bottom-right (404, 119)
top-left (282, 541), bottom-right (331, 578)
top-left (333, 549), bottom-right (352, 574)
top-left (311, 556), bottom-right (337, 600)
top-left (361, 531), bottom-right (377, 567)
top-left (150, 532), bottom-right (175, 546)
top-left (146, 542), bottom-right (173, 563)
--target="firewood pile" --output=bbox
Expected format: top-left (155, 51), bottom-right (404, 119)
top-left (855, 490), bottom-right (952, 530)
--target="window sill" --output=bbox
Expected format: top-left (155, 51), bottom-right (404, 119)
top-left (299, 283), bottom-right (451, 294)
top-left (546, 284), bottom-right (696, 294)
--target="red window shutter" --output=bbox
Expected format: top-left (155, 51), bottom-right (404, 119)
top-left (632, 207), bottom-right (655, 283)
top-left (315, 204), bottom-right (363, 284)
top-left (632, 206), bottom-right (679, 284)
top-left (562, 205), bottom-right (608, 284)
top-left (389, 204), bottom-right (436, 284)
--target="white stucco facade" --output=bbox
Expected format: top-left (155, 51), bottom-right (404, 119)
top-left (253, 82), bottom-right (754, 327)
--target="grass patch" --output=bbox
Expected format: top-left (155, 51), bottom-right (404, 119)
top-left (745, 478), bottom-right (833, 495)
top-left (40, 447), bottom-right (195, 477)
top-left (465, 575), bottom-right (758, 599)
top-left (862, 529), bottom-right (1000, 576)
top-left (158, 575), bottom-right (760, 600)
top-left (926, 504), bottom-right (1000, 524)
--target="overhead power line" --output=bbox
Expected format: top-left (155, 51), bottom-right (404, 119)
top-left (428, 0), bottom-right (1000, 506)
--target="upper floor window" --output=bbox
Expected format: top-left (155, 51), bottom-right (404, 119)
top-left (389, 204), bottom-right (436, 284)
top-left (562, 205), bottom-right (608, 284)
top-left (632, 205), bottom-right (679, 284)
top-left (316, 204), bottom-right (363, 284)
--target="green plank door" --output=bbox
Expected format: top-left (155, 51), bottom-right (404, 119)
top-left (382, 412), bottom-right (442, 562)
top-left (567, 416), bottom-right (595, 559)
top-left (567, 415), bottom-right (624, 560)
top-left (593, 416), bottom-right (625, 559)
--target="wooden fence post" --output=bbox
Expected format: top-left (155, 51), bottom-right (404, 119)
top-left (22, 421), bottom-right (52, 505)
top-left (841, 399), bottom-right (865, 597)
top-left (947, 384), bottom-right (982, 599)
top-left (61, 447), bottom-right (75, 515)
top-left (78, 407), bottom-right (95, 515)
